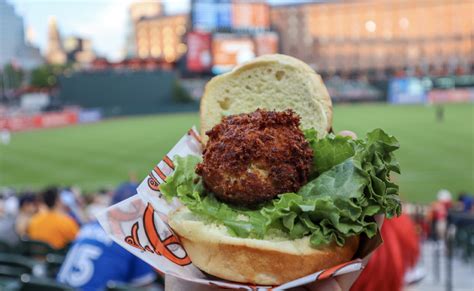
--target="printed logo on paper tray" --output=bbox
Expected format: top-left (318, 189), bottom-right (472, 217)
top-left (123, 203), bottom-right (191, 266)
top-left (142, 128), bottom-right (201, 197)
top-left (147, 175), bottom-right (161, 191)
top-left (107, 198), bottom-right (146, 237)
top-left (187, 128), bottom-right (202, 143)
top-left (316, 260), bottom-right (361, 280)
top-left (146, 155), bottom-right (174, 193)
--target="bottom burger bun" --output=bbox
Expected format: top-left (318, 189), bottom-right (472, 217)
top-left (168, 207), bottom-right (360, 285)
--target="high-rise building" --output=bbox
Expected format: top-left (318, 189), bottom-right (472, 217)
top-left (124, 0), bottom-right (164, 58)
top-left (63, 36), bottom-right (95, 66)
top-left (271, 0), bottom-right (473, 74)
top-left (135, 14), bottom-right (189, 62)
top-left (46, 16), bottom-right (67, 65)
top-left (0, 0), bottom-right (24, 67)
top-left (124, 17), bottom-right (138, 58)
top-left (130, 0), bottom-right (163, 22)
top-left (0, 0), bottom-right (43, 69)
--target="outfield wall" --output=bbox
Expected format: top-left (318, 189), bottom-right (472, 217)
top-left (0, 109), bottom-right (102, 132)
top-left (59, 70), bottom-right (199, 117)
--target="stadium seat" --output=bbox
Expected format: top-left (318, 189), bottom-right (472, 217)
top-left (458, 225), bottom-right (474, 261)
top-left (0, 265), bottom-right (29, 279)
top-left (45, 254), bottom-right (65, 278)
top-left (0, 277), bottom-right (21, 291)
top-left (106, 281), bottom-right (148, 291)
top-left (450, 211), bottom-right (474, 261)
top-left (18, 274), bottom-right (73, 291)
top-left (0, 240), bottom-right (12, 253)
top-left (56, 243), bottom-right (71, 256)
top-left (19, 239), bottom-right (56, 258)
top-left (0, 254), bottom-right (36, 277)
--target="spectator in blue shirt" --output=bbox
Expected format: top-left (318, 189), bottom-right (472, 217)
top-left (57, 182), bottom-right (158, 290)
top-left (458, 192), bottom-right (473, 212)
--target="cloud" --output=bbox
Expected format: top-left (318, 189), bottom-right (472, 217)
top-left (72, 0), bottom-right (190, 61)
top-left (164, 0), bottom-right (190, 14)
top-left (67, 0), bottom-right (135, 61)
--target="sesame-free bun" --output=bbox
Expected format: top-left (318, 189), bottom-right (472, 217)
top-left (169, 207), bottom-right (359, 285)
top-left (200, 54), bottom-right (333, 143)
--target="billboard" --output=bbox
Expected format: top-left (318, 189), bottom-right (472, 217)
top-left (216, 0), bottom-right (232, 27)
top-left (192, 0), bottom-right (232, 30)
top-left (0, 111), bottom-right (79, 132)
top-left (388, 78), bottom-right (427, 104)
top-left (193, 0), bottom-right (217, 30)
top-left (232, 1), bottom-right (270, 29)
top-left (427, 89), bottom-right (474, 104)
top-left (209, 32), bottom-right (279, 74)
top-left (254, 32), bottom-right (279, 56)
top-left (186, 31), bottom-right (212, 72)
top-left (192, 0), bottom-right (269, 30)
top-left (78, 108), bottom-right (103, 123)
top-left (212, 34), bottom-right (255, 74)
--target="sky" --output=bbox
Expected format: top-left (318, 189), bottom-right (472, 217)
top-left (9, 0), bottom-right (309, 61)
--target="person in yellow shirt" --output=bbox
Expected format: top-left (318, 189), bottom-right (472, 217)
top-left (28, 187), bottom-right (79, 249)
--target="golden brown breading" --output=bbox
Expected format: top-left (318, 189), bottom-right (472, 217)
top-left (196, 109), bottom-right (313, 206)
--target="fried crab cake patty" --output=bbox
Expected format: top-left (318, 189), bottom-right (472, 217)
top-left (196, 109), bottom-right (313, 206)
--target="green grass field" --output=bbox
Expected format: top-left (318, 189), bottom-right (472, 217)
top-left (0, 104), bottom-right (473, 203)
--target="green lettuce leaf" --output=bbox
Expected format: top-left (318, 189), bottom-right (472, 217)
top-left (160, 128), bottom-right (401, 247)
top-left (159, 155), bottom-right (204, 204)
top-left (304, 129), bottom-right (355, 175)
top-left (299, 159), bottom-right (366, 200)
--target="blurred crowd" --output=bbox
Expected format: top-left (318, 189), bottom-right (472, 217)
top-left (0, 181), bottom-right (163, 290)
top-left (0, 186), bottom-right (106, 248)
top-left (403, 190), bottom-right (474, 242)
top-left (0, 184), bottom-right (472, 291)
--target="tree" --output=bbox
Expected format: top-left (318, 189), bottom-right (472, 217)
top-left (30, 64), bottom-right (70, 88)
top-left (0, 63), bottom-right (24, 90)
top-left (31, 65), bottom-right (54, 88)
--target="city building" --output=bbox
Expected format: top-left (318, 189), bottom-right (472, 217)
top-left (0, 0), bottom-right (43, 70)
top-left (63, 36), bottom-right (95, 66)
top-left (129, 0), bottom-right (163, 22)
top-left (124, 0), bottom-right (164, 58)
top-left (191, 0), bottom-right (270, 31)
top-left (45, 16), bottom-right (67, 65)
top-left (135, 14), bottom-right (189, 62)
top-left (271, 0), bottom-right (473, 75)
top-left (124, 18), bottom-right (138, 59)
top-left (187, 0), bottom-right (276, 74)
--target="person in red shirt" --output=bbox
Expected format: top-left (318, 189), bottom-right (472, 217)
top-left (350, 214), bottom-right (420, 291)
top-left (429, 189), bottom-right (452, 240)
top-left (297, 214), bottom-right (420, 291)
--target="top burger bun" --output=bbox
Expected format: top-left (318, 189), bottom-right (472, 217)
top-left (169, 207), bottom-right (359, 285)
top-left (200, 54), bottom-right (333, 143)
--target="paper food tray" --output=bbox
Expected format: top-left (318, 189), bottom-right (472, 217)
top-left (97, 128), bottom-right (382, 290)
